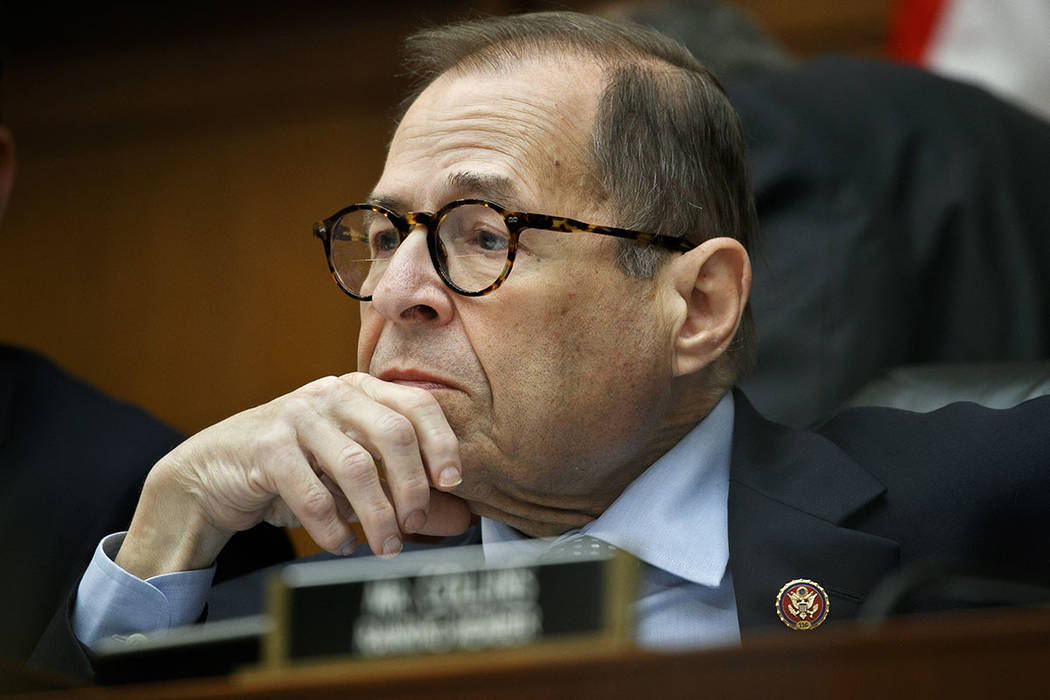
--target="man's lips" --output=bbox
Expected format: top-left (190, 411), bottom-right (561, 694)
top-left (377, 369), bottom-right (459, 391)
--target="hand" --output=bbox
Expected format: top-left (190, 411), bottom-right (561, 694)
top-left (115, 373), bottom-right (472, 579)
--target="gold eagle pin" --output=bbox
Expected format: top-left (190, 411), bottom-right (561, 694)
top-left (776, 579), bottom-right (829, 630)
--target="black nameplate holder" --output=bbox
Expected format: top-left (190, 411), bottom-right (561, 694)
top-left (264, 537), bottom-right (639, 668)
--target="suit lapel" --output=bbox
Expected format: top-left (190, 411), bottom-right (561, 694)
top-left (728, 390), bottom-right (900, 631)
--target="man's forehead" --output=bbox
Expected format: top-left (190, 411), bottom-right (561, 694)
top-left (372, 55), bottom-right (604, 215)
top-left (435, 50), bottom-right (605, 100)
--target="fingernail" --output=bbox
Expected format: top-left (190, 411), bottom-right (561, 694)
top-left (337, 540), bottom-right (356, 557)
top-left (439, 467), bottom-right (462, 488)
top-left (381, 535), bottom-right (402, 557)
top-left (404, 509), bottom-right (427, 533)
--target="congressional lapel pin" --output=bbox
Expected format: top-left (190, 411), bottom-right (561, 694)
top-left (776, 579), bottom-right (829, 630)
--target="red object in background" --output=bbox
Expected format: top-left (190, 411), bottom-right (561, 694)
top-left (888, 0), bottom-right (1050, 121)
top-left (889, 0), bottom-right (948, 64)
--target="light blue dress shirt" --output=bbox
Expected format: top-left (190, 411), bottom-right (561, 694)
top-left (74, 532), bottom-right (215, 646)
top-left (481, 392), bottom-right (739, 649)
top-left (74, 393), bottom-right (738, 651)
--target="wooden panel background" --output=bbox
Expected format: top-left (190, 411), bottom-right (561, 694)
top-left (1, 1), bottom-right (889, 552)
top-left (1, 2), bottom-right (444, 432)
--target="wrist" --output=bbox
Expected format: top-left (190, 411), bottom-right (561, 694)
top-left (115, 465), bottom-right (231, 579)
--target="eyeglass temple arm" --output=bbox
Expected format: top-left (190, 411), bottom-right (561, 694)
top-left (513, 213), bottom-right (696, 253)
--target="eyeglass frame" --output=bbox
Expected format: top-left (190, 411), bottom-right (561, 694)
top-left (312, 198), bottom-right (697, 300)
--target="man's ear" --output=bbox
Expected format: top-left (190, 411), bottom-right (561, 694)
top-left (0, 126), bottom-right (15, 223)
top-left (664, 237), bottom-right (751, 378)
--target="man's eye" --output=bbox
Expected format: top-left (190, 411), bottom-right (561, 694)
top-left (471, 227), bottom-right (509, 253)
top-left (369, 229), bottom-right (400, 257)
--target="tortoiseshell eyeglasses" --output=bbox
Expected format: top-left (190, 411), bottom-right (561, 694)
top-left (312, 198), bottom-right (696, 299)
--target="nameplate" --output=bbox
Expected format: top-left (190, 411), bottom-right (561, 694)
top-left (264, 537), bottom-right (638, 667)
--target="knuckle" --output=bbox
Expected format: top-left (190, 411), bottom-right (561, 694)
top-left (301, 375), bottom-right (343, 399)
top-left (374, 412), bottom-right (417, 449)
top-left (340, 371), bottom-right (369, 386)
top-left (298, 484), bottom-right (336, 522)
top-left (399, 386), bottom-right (439, 412)
top-left (359, 499), bottom-right (397, 529)
top-left (397, 473), bottom-right (431, 499)
top-left (250, 423), bottom-right (295, 456)
top-left (424, 428), bottom-right (459, 455)
top-left (278, 395), bottom-right (314, 420)
top-left (334, 445), bottom-right (377, 486)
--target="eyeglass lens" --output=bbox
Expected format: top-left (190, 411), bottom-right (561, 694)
top-left (330, 204), bottom-right (512, 296)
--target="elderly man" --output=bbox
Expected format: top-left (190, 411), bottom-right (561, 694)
top-left (36, 11), bottom-right (1049, 675)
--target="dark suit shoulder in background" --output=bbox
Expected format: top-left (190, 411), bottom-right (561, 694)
top-left (0, 344), bottom-right (293, 666)
top-left (731, 57), bottom-right (1050, 427)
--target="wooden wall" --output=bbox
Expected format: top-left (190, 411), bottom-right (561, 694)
top-left (1, 0), bottom-right (890, 436)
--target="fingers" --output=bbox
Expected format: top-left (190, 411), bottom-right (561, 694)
top-left (296, 416), bottom-right (406, 557)
top-left (366, 478), bottom-right (472, 537)
top-left (262, 450), bottom-right (357, 556)
top-left (318, 473), bottom-right (360, 524)
top-left (340, 373), bottom-right (462, 490)
top-left (329, 393), bottom-right (433, 531)
top-left (331, 374), bottom-right (462, 544)
top-left (271, 373), bottom-right (464, 559)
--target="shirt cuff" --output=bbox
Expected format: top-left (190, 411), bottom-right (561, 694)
top-left (72, 532), bottom-right (216, 650)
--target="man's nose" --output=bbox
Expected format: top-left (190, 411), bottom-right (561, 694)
top-left (368, 228), bottom-right (454, 323)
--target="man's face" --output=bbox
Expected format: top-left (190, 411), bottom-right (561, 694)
top-left (358, 57), bottom-right (677, 536)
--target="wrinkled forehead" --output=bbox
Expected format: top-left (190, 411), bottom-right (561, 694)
top-left (375, 55), bottom-right (606, 217)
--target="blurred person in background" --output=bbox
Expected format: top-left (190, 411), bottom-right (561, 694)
top-left (610, 0), bottom-right (1050, 427)
top-left (0, 77), bottom-right (293, 669)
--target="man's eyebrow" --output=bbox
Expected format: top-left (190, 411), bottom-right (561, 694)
top-left (365, 193), bottom-right (405, 212)
top-left (367, 173), bottom-right (521, 214)
top-left (446, 172), bottom-right (521, 208)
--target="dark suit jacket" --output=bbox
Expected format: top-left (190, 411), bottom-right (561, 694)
top-left (732, 58), bottom-right (1050, 427)
top-left (29, 387), bottom-right (1050, 679)
top-left (0, 346), bottom-right (293, 672)
top-left (727, 390), bottom-right (1049, 630)
top-left (0, 345), bottom-right (183, 662)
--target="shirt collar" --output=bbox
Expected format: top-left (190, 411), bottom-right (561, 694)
top-left (481, 392), bottom-right (735, 588)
